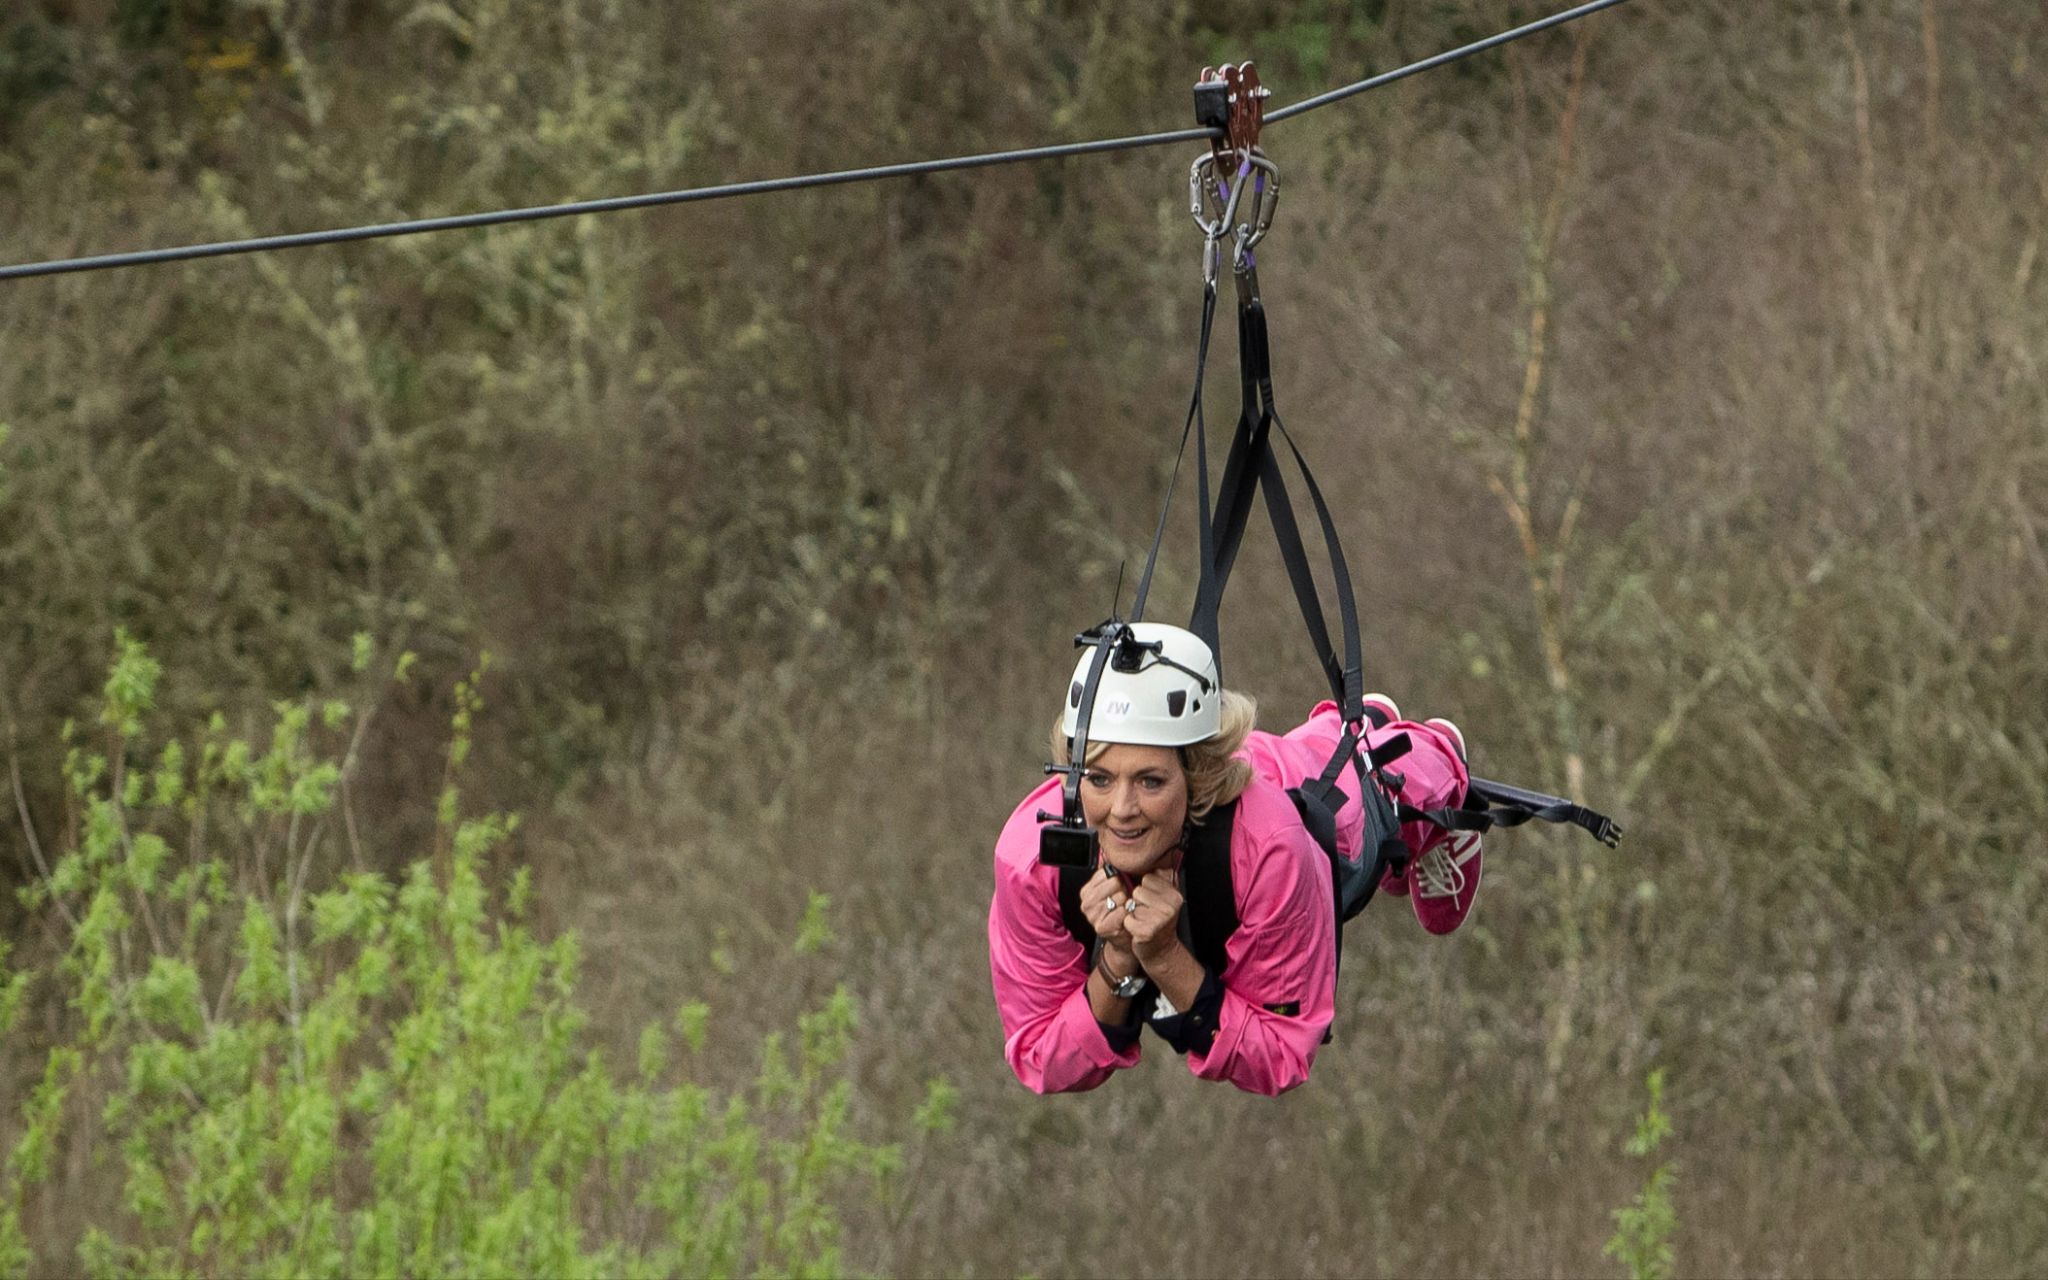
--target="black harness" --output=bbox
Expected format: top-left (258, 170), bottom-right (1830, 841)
top-left (1131, 271), bottom-right (1623, 881)
top-left (1119, 279), bottom-right (1431, 933)
top-left (1038, 109), bottom-right (1623, 1026)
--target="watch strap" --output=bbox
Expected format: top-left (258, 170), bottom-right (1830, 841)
top-left (1096, 945), bottom-right (1148, 999)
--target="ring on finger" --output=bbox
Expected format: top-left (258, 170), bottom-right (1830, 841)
top-left (1124, 899), bottom-right (1138, 914)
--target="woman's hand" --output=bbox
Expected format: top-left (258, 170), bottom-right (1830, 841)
top-left (1078, 863), bottom-right (1138, 967)
top-left (1126, 868), bottom-right (1206, 1014)
top-left (1126, 868), bottom-right (1186, 968)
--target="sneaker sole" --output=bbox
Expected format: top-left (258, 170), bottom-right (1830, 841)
top-left (1425, 717), bottom-right (1467, 763)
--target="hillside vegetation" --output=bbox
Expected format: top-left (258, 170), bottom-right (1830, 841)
top-left (3, 1), bottom-right (2044, 1275)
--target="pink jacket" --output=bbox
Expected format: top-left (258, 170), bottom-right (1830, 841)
top-left (988, 701), bottom-right (1468, 1097)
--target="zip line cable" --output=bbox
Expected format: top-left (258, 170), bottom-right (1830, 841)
top-left (0, 0), bottom-right (1627, 282)
top-left (0, 128), bottom-right (1217, 282)
top-left (1264, 0), bottom-right (1628, 123)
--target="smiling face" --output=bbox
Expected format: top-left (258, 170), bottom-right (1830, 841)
top-left (1081, 743), bottom-right (1190, 876)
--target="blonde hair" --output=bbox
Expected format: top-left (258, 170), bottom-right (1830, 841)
top-left (1048, 689), bottom-right (1257, 822)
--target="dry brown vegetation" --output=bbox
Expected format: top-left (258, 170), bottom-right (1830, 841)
top-left (4, 0), bottom-right (2046, 1275)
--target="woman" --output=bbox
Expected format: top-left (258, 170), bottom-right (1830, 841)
top-left (987, 622), bottom-right (1476, 1097)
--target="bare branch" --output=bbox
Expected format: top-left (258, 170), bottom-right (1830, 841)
top-left (11, 749), bottom-right (80, 934)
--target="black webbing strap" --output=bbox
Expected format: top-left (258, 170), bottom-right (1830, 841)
top-left (1191, 298), bottom-right (1366, 725)
top-left (1204, 295), bottom-right (1413, 927)
top-left (1256, 442), bottom-right (1343, 699)
top-left (1057, 862), bottom-right (1095, 949)
top-left (1233, 299), bottom-right (1373, 768)
top-left (1193, 295), bottom-right (1221, 665)
top-left (1211, 299), bottom-right (1270, 586)
top-left (1400, 776), bottom-right (1625, 848)
top-left (1130, 286), bottom-right (1219, 626)
top-left (1276, 421), bottom-right (1365, 715)
top-left (1296, 729), bottom-right (1413, 924)
top-left (1179, 801), bottom-right (1239, 977)
top-left (1188, 302), bottom-right (1272, 664)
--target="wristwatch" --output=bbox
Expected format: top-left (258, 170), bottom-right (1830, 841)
top-left (1097, 947), bottom-right (1148, 999)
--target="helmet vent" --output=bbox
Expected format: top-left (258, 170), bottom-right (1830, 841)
top-left (1167, 690), bottom-right (1187, 717)
top-left (1069, 681), bottom-right (1084, 709)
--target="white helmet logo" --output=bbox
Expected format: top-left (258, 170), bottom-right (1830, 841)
top-left (1102, 697), bottom-right (1133, 721)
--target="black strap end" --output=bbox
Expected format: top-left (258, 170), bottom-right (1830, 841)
top-left (1364, 731), bottom-right (1412, 774)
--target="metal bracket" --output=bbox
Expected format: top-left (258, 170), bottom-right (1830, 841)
top-left (1195, 62), bottom-right (1269, 160)
top-left (1190, 63), bottom-right (1278, 289)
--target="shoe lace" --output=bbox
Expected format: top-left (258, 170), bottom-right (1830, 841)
top-left (1414, 834), bottom-right (1480, 900)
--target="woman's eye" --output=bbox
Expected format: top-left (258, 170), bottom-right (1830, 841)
top-left (1140, 776), bottom-right (1164, 791)
top-left (1085, 773), bottom-right (1110, 789)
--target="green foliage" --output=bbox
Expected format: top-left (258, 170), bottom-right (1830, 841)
top-left (0, 639), bottom-right (916, 1278)
top-left (0, 951), bottom-right (27, 1040)
top-left (99, 630), bottom-right (161, 738)
top-left (912, 1078), bottom-right (959, 1136)
top-left (794, 891), bottom-right (834, 956)
top-left (1605, 1070), bottom-right (1677, 1280)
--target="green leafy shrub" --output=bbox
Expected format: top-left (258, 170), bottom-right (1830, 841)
top-left (1, 636), bottom-right (920, 1278)
top-left (1605, 1069), bottom-right (1677, 1280)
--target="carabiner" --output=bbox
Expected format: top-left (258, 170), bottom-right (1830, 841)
top-left (1190, 152), bottom-right (1245, 287)
top-left (1189, 152), bottom-right (1248, 241)
top-left (1230, 151), bottom-right (1280, 265)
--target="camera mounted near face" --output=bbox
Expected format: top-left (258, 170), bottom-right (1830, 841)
top-left (1037, 619), bottom-right (1140, 868)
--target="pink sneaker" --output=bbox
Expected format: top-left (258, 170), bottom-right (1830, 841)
top-left (1427, 716), bottom-right (1467, 763)
top-left (1409, 718), bottom-right (1481, 935)
top-left (1362, 693), bottom-right (1400, 730)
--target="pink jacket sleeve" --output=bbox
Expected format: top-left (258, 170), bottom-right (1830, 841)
top-left (1181, 782), bottom-right (1337, 1096)
top-left (987, 781), bottom-right (1142, 1094)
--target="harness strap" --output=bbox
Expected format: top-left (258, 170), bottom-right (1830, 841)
top-left (1130, 286), bottom-right (1219, 627)
top-left (1401, 776), bottom-right (1624, 848)
top-left (1257, 437), bottom-right (1344, 699)
top-left (1127, 273), bottom-right (1623, 939)
top-left (1248, 302), bottom-right (1361, 717)
top-left (1267, 414), bottom-right (1366, 717)
top-left (1181, 291), bottom-right (1412, 935)
top-left (1205, 292), bottom-right (1628, 857)
top-left (1188, 304), bottom-right (1271, 664)
top-left (1056, 862), bottom-right (1096, 950)
top-left (1292, 729), bottom-right (1413, 925)
top-left (1179, 802), bottom-right (1238, 978)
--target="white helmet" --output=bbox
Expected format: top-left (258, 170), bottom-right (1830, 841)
top-left (1060, 622), bottom-right (1221, 748)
